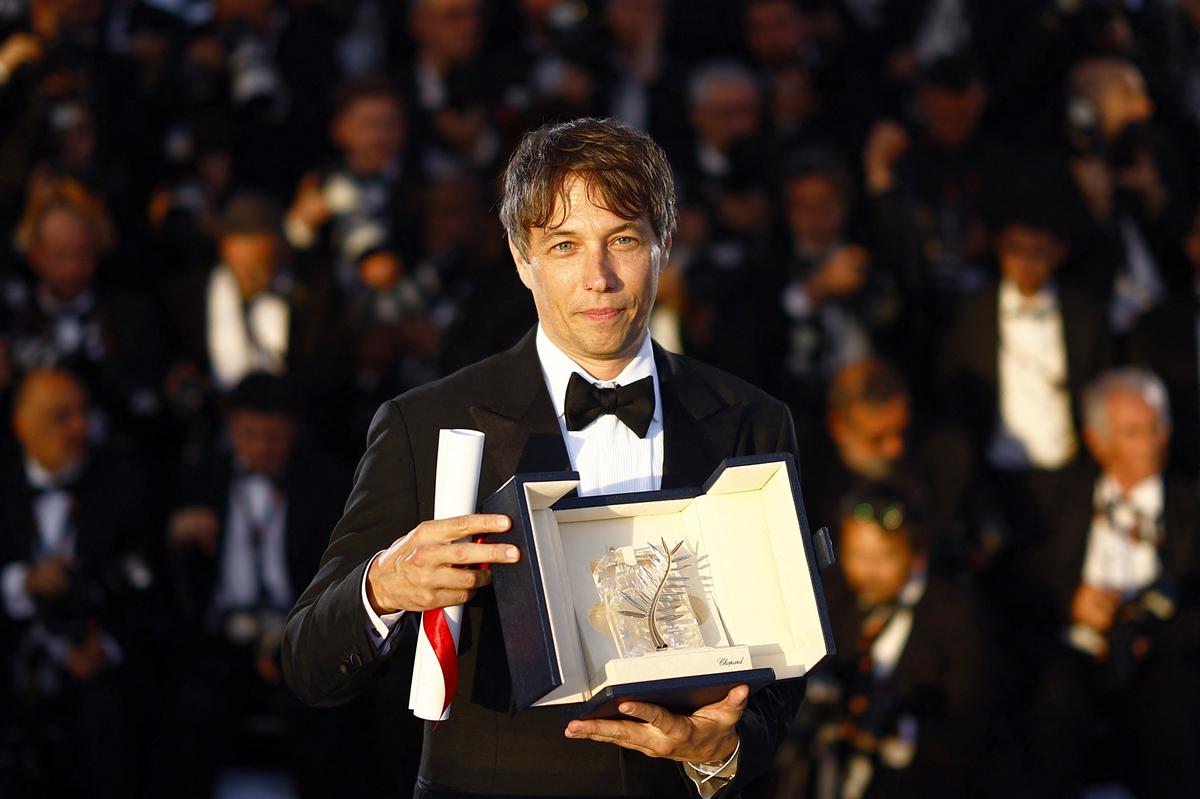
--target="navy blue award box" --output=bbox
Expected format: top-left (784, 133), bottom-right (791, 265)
top-left (482, 454), bottom-right (836, 720)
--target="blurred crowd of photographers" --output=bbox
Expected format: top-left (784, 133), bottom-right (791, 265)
top-left (1, 1), bottom-right (1200, 797)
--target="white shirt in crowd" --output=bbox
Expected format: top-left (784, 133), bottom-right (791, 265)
top-left (206, 265), bottom-right (290, 391)
top-left (987, 279), bottom-right (1077, 471)
top-left (1082, 472), bottom-right (1163, 600)
top-left (212, 472), bottom-right (292, 617)
top-left (1, 458), bottom-right (79, 620)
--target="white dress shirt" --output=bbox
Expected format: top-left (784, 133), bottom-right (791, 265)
top-left (1082, 473), bottom-right (1163, 600)
top-left (987, 279), bottom-right (1077, 470)
top-left (535, 325), bottom-right (664, 497)
top-left (206, 265), bottom-right (290, 390)
top-left (212, 472), bottom-right (292, 616)
top-left (1, 458), bottom-right (79, 621)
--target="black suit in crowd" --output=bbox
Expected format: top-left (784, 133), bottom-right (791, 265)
top-left (819, 573), bottom-right (991, 798)
top-left (167, 445), bottom-right (362, 799)
top-left (282, 329), bottom-right (806, 798)
top-left (1028, 463), bottom-right (1200, 798)
top-left (0, 447), bottom-right (151, 799)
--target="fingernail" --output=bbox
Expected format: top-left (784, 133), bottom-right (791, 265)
top-left (619, 704), bottom-right (633, 714)
top-left (505, 546), bottom-right (518, 560)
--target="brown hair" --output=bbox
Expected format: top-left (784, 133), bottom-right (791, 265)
top-left (499, 117), bottom-right (676, 259)
top-left (16, 177), bottom-right (116, 255)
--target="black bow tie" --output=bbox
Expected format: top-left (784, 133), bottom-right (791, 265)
top-left (564, 372), bottom-right (655, 438)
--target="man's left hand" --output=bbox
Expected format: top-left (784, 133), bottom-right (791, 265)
top-left (564, 684), bottom-right (747, 763)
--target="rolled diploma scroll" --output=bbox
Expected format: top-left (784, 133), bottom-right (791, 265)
top-left (409, 428), bottom-right (486, 721)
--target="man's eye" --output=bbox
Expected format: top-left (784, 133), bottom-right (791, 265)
top-left (613, 236), bottom-right (637, 247)
top-left (552, 242), bottom-right (575, 253)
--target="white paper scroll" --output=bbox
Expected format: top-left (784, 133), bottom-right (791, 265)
top-left (409, 428), bottom-right (486, 721)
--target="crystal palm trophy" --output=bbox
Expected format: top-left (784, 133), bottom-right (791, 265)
top-left (591, 538), bottom-right (705, 658)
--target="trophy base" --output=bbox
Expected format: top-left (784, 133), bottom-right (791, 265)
top-left (569, 667), bottom-right (778, 721)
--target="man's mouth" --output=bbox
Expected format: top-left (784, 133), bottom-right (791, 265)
top-left (579, 308), bottom-right (624, 322)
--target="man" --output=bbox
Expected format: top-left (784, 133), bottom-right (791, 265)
top-left (0, 368), bottom-right (151, 798)
top-left (940, 200), bottom-right (1112, 546)
top-left (166, 373), bottom-right (356, 799)
top-left (282, 118), bottom-right (804, 798)
top-left (2, 178), bottom-right (163, 445)
top-left (807, 482), bottom-right (989, 798)
top-left (1029, 368), bottom-right (1199, 797)
top-left (802, 358), bottom-right (972, 560)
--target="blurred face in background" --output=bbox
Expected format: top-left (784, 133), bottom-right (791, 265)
top-left (220, 231), bottom-right (281, 298)
top-left (229, 408), bottom-right (296, 476)
top-left (333, 94), bottom-right (405, 175)
top-left (607, 0), bottom-right (665, 52)
top-left (412, 0), bottom-right (482, 68)
top-left (1086, 389), bottom-right (1168, 489)
top-left (744, 0), bottom-right (805, 67)
top-left (13, 371), bottom-right (90, 476)
top-left (828, 395), bottom-right (910, 479)
top-left (997, 223), bottom-right (1066, 297)
top-left (691, 77), bottom-right (761, 153)
top-left (785, 172), bottom-right (847, 253)
top-left (29, 207), bottom-right (98, 302)
top-left (917, 83), bottom-right (985, 151)
top-left (840, 515), bottom-right (914, 607)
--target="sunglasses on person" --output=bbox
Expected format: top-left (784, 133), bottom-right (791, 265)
top-left (849, 500), bottom-right (906, 531)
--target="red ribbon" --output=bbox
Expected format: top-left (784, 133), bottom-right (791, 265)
top-left (422, 608), bottom-right (458, 716)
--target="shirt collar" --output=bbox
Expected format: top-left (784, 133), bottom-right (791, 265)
top-left (999, 278), bottom-right (1057, 316)
top-left (24, 455), bottom-right (82, 491)
top-left (1097, 471), bottom-right (1164, 514)
top-left (535, 324), bottom-right (662, 424)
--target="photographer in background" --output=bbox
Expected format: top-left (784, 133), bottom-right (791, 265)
top-left (164, 372), bottom-right (358, 799)
top-left (0, 367), bottom-right (152, 799)
top-left (804, 482), bottom-right (989, 799)
top-left (1028, 368), bottom-right (1200, 798)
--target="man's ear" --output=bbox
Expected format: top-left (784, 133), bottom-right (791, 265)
top-left (658, 232), bottom-right (673, 271)
top-left (508, 235), bottom-right (533, 290)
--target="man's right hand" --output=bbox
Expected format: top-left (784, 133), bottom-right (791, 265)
top-left (1071, 583), bottom-right (1120, 633)
top-left (25, 555), bottom-right (75, 599)
top-left (366, 514), bottom-right (517, 615)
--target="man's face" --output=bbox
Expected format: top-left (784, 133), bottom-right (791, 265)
top-left (1086, 390), bottom-right (1168, 487)
top-left (14, 373), bottom-right (90, 476)
top-left (229, 409), bottom-right (296, 476)
top-left (1096, 66), bottom-right (1153, 141)
top-left (829, 396), bottom-right (909, 479)
top-left (333, 96), bottom-right (405, 175)
top-left (744, 0), bottom-right (805, 67)
top-left (691, 79), bottom-right (761, 153)
top-left (220, 232), bottom-right (280, 298)
top-left (607, 0), bottom-right (665, 49)
top-left (785, 173), bottom-right (847, 253)
top-left (29, 208), bottom-right (98, 302)
top-left (997, 224), bottom-right (1064, 297)
top-left (413, 0), bottom-right (482, 67)
top-left (917, 84), bottom-right (985, 151)
top-left (510, 177), bottom-right (669, 379)
top-left (839, 516), bottom-right (914, 607)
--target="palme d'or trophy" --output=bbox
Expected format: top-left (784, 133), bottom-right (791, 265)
top-left (592, 538), bottom-right (705, 657)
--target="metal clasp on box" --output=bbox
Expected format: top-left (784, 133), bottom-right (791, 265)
top-left (812, 526), bottom-right (835, 572)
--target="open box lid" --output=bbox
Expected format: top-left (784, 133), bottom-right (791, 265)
top-left (483, 453), bottom-right (836, 711)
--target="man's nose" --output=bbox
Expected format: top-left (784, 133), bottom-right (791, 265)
top-left (583, 247), bottom-right (616, 291)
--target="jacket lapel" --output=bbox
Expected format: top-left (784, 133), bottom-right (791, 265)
top-left (468, 330), bottom-right (571, 495)
top-left (655, 344), bottom-right (744, 489)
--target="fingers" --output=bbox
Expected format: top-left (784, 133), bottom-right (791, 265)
top-left (421, 513), bottom-right (512, 544)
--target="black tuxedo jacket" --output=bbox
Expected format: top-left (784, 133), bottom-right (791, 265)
top-left (0, 448), bottom-right (150, 694)
top-left (823, 574), bottom-right (990, 796)
top-left (282, 330), bottom-right (806, 797)
top-left (168, 450), bottom-right (348, 628)
top-left (1030, 463), bottom-right (1200, 649)
top-left (1129, 297), bottom-right (1200, 480)
top-left (938, 282), bottom-right (1113, 458)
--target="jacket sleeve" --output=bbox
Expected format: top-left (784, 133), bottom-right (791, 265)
top-left (282, 400), bottom-right (422, 707)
